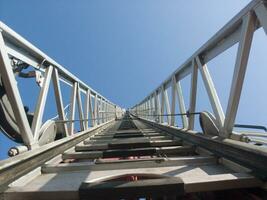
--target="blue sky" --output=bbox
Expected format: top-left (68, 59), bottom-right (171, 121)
top-left (1, 0), bottom-right (267, 159)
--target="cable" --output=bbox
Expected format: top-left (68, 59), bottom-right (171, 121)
top-left (54, 116), bottom-right (112, 123)
top-left (136, 111), bottom-right (201, 117)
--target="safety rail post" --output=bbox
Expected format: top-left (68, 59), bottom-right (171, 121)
top-left (170, 76), bottom-right (177, 126)
top-left (196, 56), bottom-right (225, 131)
top-left (159, 86), bottom-right (164, 123)
top-left (176, 81), bottom-right (188, 129)
top-left (32, 65), bottom-right (53, 141)
top-left (0, 31), bottom-right (36, 149)
top-left (93, 94), bottom-right (98, 126)
top-left (188, 60), bottom-right (198, 130)
top-left (52, 68), bottom-right (68, 136)
top-left (223, 12), bottom-right (255, 137)
top-left (76, 83), bottom-right (85, 131)
top-left (69, 82), bottom-right (77, 135)
top-left (84, 89), bottom-right (90, 129)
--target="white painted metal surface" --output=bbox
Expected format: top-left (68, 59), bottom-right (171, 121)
top-left (0, 22), bottom-right (123, 150)
top-left (131, 0), bottom-right (267, 138)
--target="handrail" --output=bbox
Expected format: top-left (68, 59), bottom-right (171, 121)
top-left (131, 0), bottom-right (267, 139)
top-left (0, 22), bottom-right (124, 150)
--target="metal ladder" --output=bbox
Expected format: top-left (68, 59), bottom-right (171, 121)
top-left (2, 113), bottom-right (263, 200)
top-left (1, 0), bottom-right (267, 199)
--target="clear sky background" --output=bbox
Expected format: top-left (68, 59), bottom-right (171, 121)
top-left (1, 0), bottom-right (267, 159)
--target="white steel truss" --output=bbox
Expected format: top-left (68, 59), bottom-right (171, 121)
top-left (0, 21), bottom-right (123, 150)
top-left (131, 0), bottom-right (267, 139)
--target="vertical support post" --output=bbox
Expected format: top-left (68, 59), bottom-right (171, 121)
top-left (160, 86), bottom-right (165, 123)
top-left (102, 100), bottom-right (105, 123)
top-left (177, 81), bottom-right (188, 128)
top-left (0, 31), bottom-right (35, 148)
top-left (224, 13), bottom-right (255, 137)
top-left (106, 103), bottom-right (109, 121)
top-left (164, 88), bottom-right (171, 125)
top-left (88, 92), bottom-right (93, 126)
top-left (69, 82), bottom-right (77, 135)
top-left (150, 95), bottom-right (154, 121)
top-left (94, 94), bottom-right (98, 126)
top-left (32, 65), bottom-right (53, 141)
top-left (109, 104), bottom-right (112, 120)
top-left (103, 101), bottom-right (106, 121)
top-left (84, 89), bottom-right (90, 129)
top-left (52, 68), bottom-right (68, 136)
top-left (100, 98), bottom-right (104, 124)
top-left (147, 98), bottom-right (150, 120)
top-left (76, 83), bottom-right (85, 131)
top-left (154, 91), bottom-right (158, 122)
top-left (171, 76), bottom-right (176, 126)
top-left (196, 56), bottom-right (225, 130)
top-left (188, 60), bottom-right (198, 130)
top-left (110, 104), bottom-right (112, 120)
top-left (147, 99), bottom-right (149, 118)
top-left (104, 101), bottom-right (107, 122)
top-left (145, 100), bottom-right (148, 119)
top-left (156, 90), bottom-right (161, 123)
top-left (145, 102), bottom-right (147, 118)
top-left (114, 105), bottom-right (117, 120)
top-left (144, 102), bottom-right (146, 117)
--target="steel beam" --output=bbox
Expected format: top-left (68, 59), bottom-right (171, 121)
top-left (52, 68), bottom-right (68, 136)
top-left (196, 56), bottom-right (225, 130)
top-left (188, 60), bottom-right (198, 130)
top-left (224, 12), bottom-right (256, 137)
top-left (32, 65), bottom-right (53, 141)
top-left (69, 82), bottom-right (78, 135)
top-left (0, 31), bottom-right (35, 148)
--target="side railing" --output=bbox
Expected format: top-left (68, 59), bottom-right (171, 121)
top-left (0, 21), bottom-right (123, 152)
top-left (131, 0), bottom-right (267, 141)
